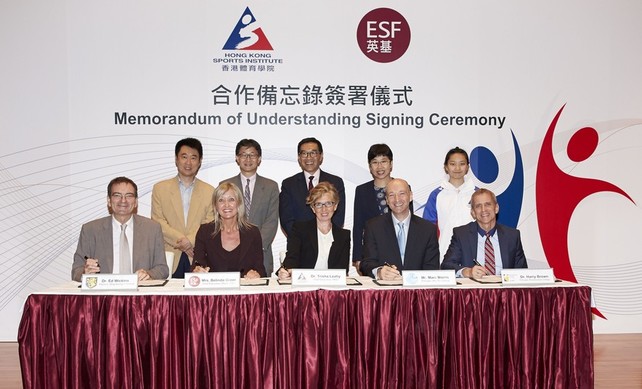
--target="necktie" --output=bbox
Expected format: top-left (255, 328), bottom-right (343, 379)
top-left (244, 178), bottom-right (251, 215)
top-left (484, 233), bottom-right (496, 275)
top-left (120, 223), bottom-right (132, 274)
top-left (397, 222), bottom-right (406, 262)
top-left (308, 176), bottom-right (314, 192)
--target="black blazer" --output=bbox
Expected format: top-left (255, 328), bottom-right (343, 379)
top-left (352, 180), bottom-right (413, 261)
top-left (441, 221), bottom-right (527, 272)
top-left (281, 220), bottom-right (350, 272)
top-left (279, 170), bottom-right (345, 236)
top-left (359, 213), bottom-right (440, 277)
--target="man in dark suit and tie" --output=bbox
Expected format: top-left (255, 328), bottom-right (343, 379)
top-left (441, 188), bottom-right (527, 278)
top-left (279, 137), bottom-right (345, 236)
top-left (220, 139), bottom-right (279, 275)
top-left (72, 177), bottom-right (169, 281)
top-left (359, 178), bottom-right (440, 280)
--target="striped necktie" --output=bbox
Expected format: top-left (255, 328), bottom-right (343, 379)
top-left (484, 233), bottom-right (496, 275)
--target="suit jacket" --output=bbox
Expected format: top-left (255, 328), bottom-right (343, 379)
top-left (193, 222), bottom-right (266, 277)
top-left (282, 220), bottom-right (351, 273)
top-left (279, 170), bottom-right (345, 236)
top-left (441, 221), bottom-right (528, 272)
top-left (359, 213), bottom-right (440, 277)
top-left (72, 215), bottom-right (169, 281)
top-left (220, 174), bottom-right (279, 274)
top-left (151, 177), bottom-right (215, 272)
top-left (352, 180), bottom-right (414, 261)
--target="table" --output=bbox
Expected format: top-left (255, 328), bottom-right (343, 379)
top-left (18, 278), bottom-right (593, 388)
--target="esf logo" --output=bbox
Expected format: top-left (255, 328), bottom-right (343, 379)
top-left (357, 8), bottom-right (411, 63)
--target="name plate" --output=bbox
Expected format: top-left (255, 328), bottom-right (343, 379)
top-left (403, 270), bottom-right (457, 287)
top-left (184, 272), bottom-right (240, 289)
top-left (81, 274), bottom-right (138, 290)
top-left (501, 268), bottom-right (555, 285)
top-left (291, 269), bottom-right (346, 287)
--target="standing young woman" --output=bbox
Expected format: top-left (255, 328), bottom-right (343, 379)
top-left (422, 147), bottom-right (477, 262)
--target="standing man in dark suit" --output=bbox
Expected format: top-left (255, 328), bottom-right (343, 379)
top-left (72, 177), bottom-right (169, 281)
top-left (442, 188), bottom-right (527, 278)
top-left (359, 178), bottom-right (440, 280)
top-left (220, 139), bottom-right (279, 275)
top-left (279, 137), bottom-right (345, 236)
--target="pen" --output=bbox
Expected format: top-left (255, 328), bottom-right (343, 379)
top-left (383, 262), bottom-right (401, 274)
top-left (472, 259), bottom-right (482, 267)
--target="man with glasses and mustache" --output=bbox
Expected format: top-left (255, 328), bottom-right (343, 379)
top-left (220, 139), bottom-right (279, 275)
top-left (72, 176), bottom-right (169, 281)
top-left (279, 137), bottom-right (346, 236)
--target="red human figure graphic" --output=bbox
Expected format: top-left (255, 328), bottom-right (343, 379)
top-left (536, 104), bottom-right (635, 319)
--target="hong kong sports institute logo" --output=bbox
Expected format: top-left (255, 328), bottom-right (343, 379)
top-left (223, 7), bottom-right (273, 50)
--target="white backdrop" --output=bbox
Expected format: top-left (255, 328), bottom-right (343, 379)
top-left (1, 0), bottom-right (642, 339)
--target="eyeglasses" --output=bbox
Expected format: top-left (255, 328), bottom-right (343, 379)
top-left (238, 153), bottom-right (259, 160)
top-left (369, 159), bottom-right (391, 166)
top-left (313, 201), bottom-right (335, 209)
top-left (111, 193), bottom-right (136, 200)
top-left (299, 150), bottom-right (320, 158)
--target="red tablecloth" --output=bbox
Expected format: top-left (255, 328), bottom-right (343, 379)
top-left (18, 286), bottom-right (593, 388)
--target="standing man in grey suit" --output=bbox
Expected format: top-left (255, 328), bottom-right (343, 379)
top-left (359, 178), bottom-right (440, 280)
top-left (220, 139), bottom-right (279, 275)
top-left (72, 177), bottom-right (169, 281)
top-left (279, 137), bottom-right (345, 236)
top-left (442, 188), bottom-right (527, 278)
top-left (151, 138), bottom-right (215, 278)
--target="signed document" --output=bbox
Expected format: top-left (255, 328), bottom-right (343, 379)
top-left (241, 278), bottom-right (270, 286)
top-left (139, 279), bottom-right (169, 287)
top-left (373, 279), bottom-right (403, 286)
top-left (470, 275), bottom-right (502, 284)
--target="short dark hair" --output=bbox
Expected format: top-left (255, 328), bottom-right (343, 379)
top-left (175, 138), bottom-right (203, 159)
top-left (367, 144), bottom-right (393, 162)
top-left (297, 137), bottom-right (323, 154)
top-left (444, 146), bottom-right (469, 165)
top-left (107, 176), bottom-right (138, 198)
top-left (235, 139), bottom-right (262, 156)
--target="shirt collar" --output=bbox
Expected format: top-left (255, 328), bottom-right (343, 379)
top-left (477, 224), bottom-right (497, 237)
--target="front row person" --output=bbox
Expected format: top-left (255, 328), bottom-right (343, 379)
top-left (192, 182), bottom-right (266, 278)
top-left (359, 178), bottom-right (440, 280)
top-left (72, 177), bottom-right (169, 282)
top-left (441, 188), bottom-right (527, 277)
top-left (277, 182), bottom-right (350, 280)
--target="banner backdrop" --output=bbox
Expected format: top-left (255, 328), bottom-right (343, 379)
top-left (1, 1), bottom-right (641, 339)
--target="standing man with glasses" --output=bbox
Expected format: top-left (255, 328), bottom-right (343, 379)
top-left (279, 137), bottom-right (345, 236)
top-left (72, 176), bottom-right (169, 281)
top-left (220, 139), bottom-right (279, 275)
top-left (151, 138), bottom-right (215, 278)
top-left (359, 178), bottom-right (439, 280)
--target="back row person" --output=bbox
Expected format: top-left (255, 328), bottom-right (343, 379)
top-left (422, 147), bottom-right (476, 263)
top-left (279, 137), bottom-right (345, 237)
top-left (151, 138), bottom-right (215, 278)
top-left (220, 139), bottom-right (279, 275)
top-left (352, 144), bottom-right (414, 270)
